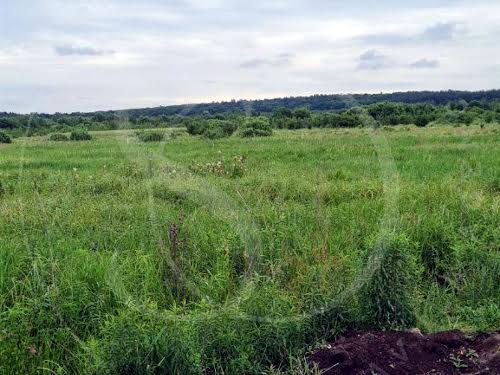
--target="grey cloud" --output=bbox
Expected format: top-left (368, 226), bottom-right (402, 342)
top-left (239, 53), bottom-right (294, 69)
top-left (409, 58), bottom-right (440, 69)
top-left (239, 58), bottom-right (270, 68)
top-left (54, 44), bottom-right (113, 56)
top-left (357, 21), bottom-right (465, 45)
top-left (357, 49), bottom-right (393, 70)
top-left (421, 22), bottom-right (461, 41)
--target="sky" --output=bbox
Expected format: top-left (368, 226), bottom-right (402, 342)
top-left (1, 0), bottom-right (499, 113)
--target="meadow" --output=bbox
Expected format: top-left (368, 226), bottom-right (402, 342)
top-left (0, 125), bottom-right (499, 374)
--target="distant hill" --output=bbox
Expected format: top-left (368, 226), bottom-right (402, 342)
top-left (1, 90), bottom-right (499, 118)
top-left (107, 89), bottom-right (500, 118)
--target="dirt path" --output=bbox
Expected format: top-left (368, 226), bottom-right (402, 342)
top-left (308, 330), bottom-right (499, 374)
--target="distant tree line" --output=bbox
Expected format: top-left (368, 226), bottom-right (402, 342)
top-left (267, 101), bottom-right (500, 129)
top-left (109, 89), bottom-right (500, 117)
top-left (1, 90), bottom-right (499, 137)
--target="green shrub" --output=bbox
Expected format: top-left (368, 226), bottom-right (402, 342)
top-left (0, 131), bottom-right (12, 143)
top-left (187, 119), bottom-right (238, 139)
top-left (204, 125), bottom-right (226, 139)
top-left (186, 120), bottom-right (204, 135)
top-left (48, 133), bottom-right (69, 141)
top-left (238, 118), bottom-right (273, 137)
top-left (359, 235), bottom-right (418, 330)
top-left (70, 130), bottom-right (92, 141)
top-left (137, 131), bottom-right (164, 142)
top-left (415, 115), bottom-right (432, 127)
top-left (205, 120), bottom-right (238, 139)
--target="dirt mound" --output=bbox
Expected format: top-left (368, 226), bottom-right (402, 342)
top-left (308, 330), bottom-right (500, 374)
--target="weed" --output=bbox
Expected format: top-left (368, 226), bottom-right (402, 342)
top-left (189, 155), bottom-right (246, 178)
top-left (465, 348), bottom-right (478, 360)
top-left (449, 354), bottom-right (468, 369)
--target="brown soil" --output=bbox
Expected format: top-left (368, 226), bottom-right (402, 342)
top-left (308, 330), bottom-right (500, 375)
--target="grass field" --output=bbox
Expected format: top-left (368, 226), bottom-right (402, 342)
top-left (1, 125), bottom-right (499, 374)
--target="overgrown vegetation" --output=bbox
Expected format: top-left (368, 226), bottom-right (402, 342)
top-left (0, 131), bottom-right (12, 143)
top-left (359, 235), bottom-right (418, 330)
top-left (70, 130), bottom-right (92, 141)
top-left (0, 123), bottom-right (498, 374)
top-left (187, 119), bottom-right (238, 139)
top-left (48, 133), bottom-right (69, 141)
top-left (1, 91), bottom-right (500, 137)
top-left (238, 117), bottom-right (273, 137)
top-left (137, 130), bottom-right (164, 142)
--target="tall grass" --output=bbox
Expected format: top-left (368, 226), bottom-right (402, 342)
top-left (0, 125), bottom-right (498, 374)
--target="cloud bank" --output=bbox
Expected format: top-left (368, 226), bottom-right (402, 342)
top-left (0, 0), bottom-right (499, 113)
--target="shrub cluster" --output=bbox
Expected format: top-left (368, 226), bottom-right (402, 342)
top-left (186, 119), bottom-right (238, 139)
top-left (70, 130), bottom-right (92, 141)
top-left (0, 131), bottom-right (12, 143)
top-left (238, 117), bottom-right (273, 137)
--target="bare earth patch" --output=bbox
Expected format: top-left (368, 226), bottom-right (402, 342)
top-left (308, 330), bottom-right (500, 375)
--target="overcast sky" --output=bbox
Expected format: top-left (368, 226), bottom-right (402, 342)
top-left (1, 0), bottom-right (499, 113)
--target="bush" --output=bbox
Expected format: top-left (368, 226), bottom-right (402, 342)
top-left (238, 118), bottom-right (273, 137)
top-left (186, 120), bottom-right (204, 135)
top-left (205, 120), bottom-right (238, 139)
top-left (187, 119), bottom-right (238, 139)
top-left (70, 130), bottom-right (92, 141)
top-left (414, 115), bottom-right (431, 127)
top-left (48, 133), bottom-right (69, 141)
top-left (204, 125), bottom-right (226, 139)
top-left (137, 131), bottom-right (164, 142)
top-left (0, 131), bottom-right (12, 144)
top-left (359, 235), bottom-right (418, 330)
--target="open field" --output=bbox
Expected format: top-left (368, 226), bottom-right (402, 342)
top-left (1, 125), bottom-right (499, 374)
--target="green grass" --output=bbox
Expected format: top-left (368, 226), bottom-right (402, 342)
top-left (0, 125), bottom-right (499, 374)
